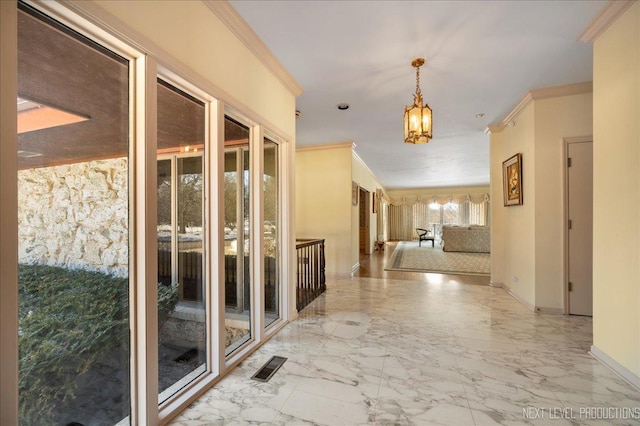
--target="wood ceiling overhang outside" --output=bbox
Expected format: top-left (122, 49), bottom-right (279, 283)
top-left (18, 7), bottom-right (248, 171)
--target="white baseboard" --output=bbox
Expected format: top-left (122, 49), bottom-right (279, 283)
top-left (489, 281), bottom-right (503, 288)
top-left (590, 345), bottom-right (640, 391)
top-left (502, 286), bottom-right (563, 314)
top-left (503, 286), bottom-right (536, 312)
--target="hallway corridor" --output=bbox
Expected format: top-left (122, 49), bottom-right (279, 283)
top-left (171, 251), bottom-right (639, 425)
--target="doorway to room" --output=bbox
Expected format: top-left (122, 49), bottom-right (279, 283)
top-left (359, 187), bottom-right (371, 254)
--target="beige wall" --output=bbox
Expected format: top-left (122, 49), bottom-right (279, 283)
top-left (490, 131), bottom-right (505, 286)
top-left (296, 145), bottom-right (352, 275)
top-left (491, 103), bottom-right (537, 307)
top-left (534, 94), bottom-right (593, 309)
top-left (352, 152), bottom-right (386, 269)
top-left (295, 145), bottom-right (386, 275)
top-left (592, 2), bottom-right (640, 378)
top-left (491, 90), bottom-right (592, 311)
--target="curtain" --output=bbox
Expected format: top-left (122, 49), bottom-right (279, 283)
top-left (387, 193), bottom-right (489, 241)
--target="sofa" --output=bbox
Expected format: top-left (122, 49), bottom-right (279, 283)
top-left (441, 225), bottom-right (490, 253)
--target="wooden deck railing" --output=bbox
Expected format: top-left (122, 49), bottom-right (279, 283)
top-left (296, 239), bottom-right (326, 311)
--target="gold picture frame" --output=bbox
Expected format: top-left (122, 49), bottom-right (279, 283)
top-left (503, 153), bottom-right (523, 206)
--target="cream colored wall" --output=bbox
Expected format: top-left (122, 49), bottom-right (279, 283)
top-left (533, 93), bottom-right (593, 309)
top-left (491, 103), bottom-right (537, 307)
top-left (490, 91), bottom-right (593, 312)
top-left (94, 1), bottom-right (295, 137)
top-left (352, 153), bottom-right (386, 269)
top-left (296, 146), bottom-right (352, 275)
top-left (592, 2), bottom-right (640, 378)
top-left (490, 132), bottom-right (505, 286)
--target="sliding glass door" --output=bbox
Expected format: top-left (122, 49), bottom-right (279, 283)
top-left (156, 80), bottom-right (207, 402)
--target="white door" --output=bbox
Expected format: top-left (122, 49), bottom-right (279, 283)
top-left (567, 141), bottom-right (593, 316)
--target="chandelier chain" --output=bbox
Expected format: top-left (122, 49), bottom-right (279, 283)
top-left (415, 66), bottom-right (421, 97)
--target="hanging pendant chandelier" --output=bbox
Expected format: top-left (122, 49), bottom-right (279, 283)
top-left (404, 58), bottom-right (433, 144)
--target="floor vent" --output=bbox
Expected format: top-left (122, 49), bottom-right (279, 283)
top-left (251, 356), bottom-right (287, 382)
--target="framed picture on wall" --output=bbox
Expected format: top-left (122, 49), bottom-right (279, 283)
top-left (352, 181), bottom-right (359, 206)
top-left (503, 153), bottom-right (523, 206)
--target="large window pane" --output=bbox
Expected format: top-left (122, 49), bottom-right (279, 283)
top-left (17, 4), bottom-right (130, 424)
top-left (157, 80), bottom-right (206, 402)
top-left (224, 117), bottom-right (252, 355)
top-left (264, 139), bottom-right (279, 327)
top-left (443, 203), bottom-right (460, 225)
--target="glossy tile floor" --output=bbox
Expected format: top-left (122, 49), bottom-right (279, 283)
top-left (170, 247), bottom-right (640, 425)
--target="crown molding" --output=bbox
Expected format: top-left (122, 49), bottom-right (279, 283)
top-left (204, 1), bottom-right (303, 97)
top-left (296, 141), bottom-right (355, 152)
top-left (498, 92), bottom-right (534, 132)
top-left (488, 81), bottom-right (593, 133)
top-left (529, 81), bottom-right (593, 99)
top-left (578, 0), bottom-right (635, 43)
top-left (484, 125), bottom-right (503, 135)
top-left (351, 149), bottom-right (383, 193)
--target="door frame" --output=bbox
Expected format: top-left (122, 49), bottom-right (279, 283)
top-left (563, 136), bottom-right (593, 315)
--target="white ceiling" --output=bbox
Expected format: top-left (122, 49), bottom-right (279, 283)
top-left (230, 0), bottom-right (605, 190)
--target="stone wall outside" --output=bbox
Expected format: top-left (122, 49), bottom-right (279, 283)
top-left (18, 158), bottom-right (128, 277)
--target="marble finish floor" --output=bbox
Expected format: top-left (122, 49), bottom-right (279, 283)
top-left (171, 274), bottom-right (639, 425)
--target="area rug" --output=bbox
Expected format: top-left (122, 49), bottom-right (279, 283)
top-left (385, 241), bottom-right (490, 276)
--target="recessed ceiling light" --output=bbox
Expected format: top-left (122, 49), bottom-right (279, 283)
top-left (475, 113), bottom-right (485, 118)
top-left (336, 103), bottom-right (350, 111)
top-left (506, 121), bottom-right (516, 127)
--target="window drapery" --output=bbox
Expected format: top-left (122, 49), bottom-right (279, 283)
top-left (388, 194), bottom-right (489, 241)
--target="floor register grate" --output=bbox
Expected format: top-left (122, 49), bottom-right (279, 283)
top-left (251, 356), bottom-right (287, 382)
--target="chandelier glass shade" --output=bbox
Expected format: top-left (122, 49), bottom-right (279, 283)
top-left (404, 58), bottom-right (433, 144)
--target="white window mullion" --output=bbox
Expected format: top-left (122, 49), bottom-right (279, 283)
top-left (215, 102), bottom-right (228, 376)
top-left (252, 125), bottom-right (265, 340)
top-left (130, 54), bottom-right (159, 425)
top-left (207, 99), bottom-right (223, 379)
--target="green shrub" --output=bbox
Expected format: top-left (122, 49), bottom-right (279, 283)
top-left (18, 264), bottom-right (178, 424)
